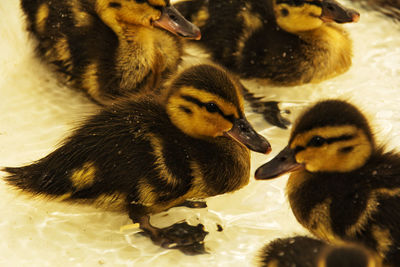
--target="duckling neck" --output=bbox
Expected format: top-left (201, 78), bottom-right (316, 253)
top-left (115, 25), bottom-right (182, 92)
top-left (296, 24), bottom-right (352, 82)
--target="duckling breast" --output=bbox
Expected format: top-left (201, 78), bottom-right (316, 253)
top-left (190, 137), bottom-right (251, 195)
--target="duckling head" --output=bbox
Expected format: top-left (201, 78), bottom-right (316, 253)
top-left (96, 0), bottom-right (201, 39)
top-left (272, 0), bottom-right (360, 33)
top-left (165, 64), bottom-right (271, 154)
top-left (255, 100), bottom-right (375, 179)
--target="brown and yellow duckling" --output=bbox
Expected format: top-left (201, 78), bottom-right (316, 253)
top-left (21, 0), bottom-right (200, 104)
top-left (259, 235), bottom-right (381, 267)
top-left (176, 0), bottom-right (359, 85)
top-left (255, 100), bottom-right (400, 265)
top-left (3, 64), bottom-right (270, 255)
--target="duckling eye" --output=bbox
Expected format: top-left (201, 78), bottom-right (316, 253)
top-left (307, 135), bottom-right (326, 147)
top-left (205, 102), bottom-right (219, 113)
top-left (280, 8), bottom-right (289, 16)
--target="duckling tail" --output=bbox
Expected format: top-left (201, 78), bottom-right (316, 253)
top-left (2, 163), bottom-right (72, 197)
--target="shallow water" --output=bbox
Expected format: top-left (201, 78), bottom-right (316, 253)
top-left (1, 1), bottom-right (400, 266)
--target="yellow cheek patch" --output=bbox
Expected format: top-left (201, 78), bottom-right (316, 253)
top-left (275, 3), bottom-right (323, 32)
top-left (36, 3), bottom-right (50, 34)
top-left (291, 126), bottom-right (372, 172)
top-left (167, 94), bottom-right (233, 138)
top-left (167, 87), bottom-right (236, 138)
top-left (70, 162), bottom-right (97, 191)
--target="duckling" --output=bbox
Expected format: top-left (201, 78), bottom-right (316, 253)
top-left (21, 0), bottom-right (200, 104)
top-left (259, 235), bottom-right (381, 267)
top-left (255, 100), bottom-right (400, 265)
top-left (176, 0), bottom-right (360, 85)
top-left (3, 64), bottom-right (271, 255)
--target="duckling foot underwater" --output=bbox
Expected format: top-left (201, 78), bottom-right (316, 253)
top-left (3, 64), bottom-right (270, 255)
top-left (133, 214), bottom-right (208, 255)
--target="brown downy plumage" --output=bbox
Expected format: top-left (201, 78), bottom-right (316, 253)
top-left (255, 100), bottom-right (400, 266)
top-left (176, 0), bottom-right (359, 86)
top-left (21, 0), bottom-right (200, 104)
top-left (3, 64), bottom-right (271, 255)
top-left (259, 235), bottom-right (381, 267)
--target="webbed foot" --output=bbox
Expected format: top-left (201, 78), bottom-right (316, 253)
top-left (241, 86), bottom-right (291, 129)
top-left (252, 101), bottom-right (291, 129)
top-left (138, 216), bottom-right (208, 255)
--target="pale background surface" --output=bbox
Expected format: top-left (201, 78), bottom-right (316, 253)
top-left (1, 1), bottom-right (400, 266)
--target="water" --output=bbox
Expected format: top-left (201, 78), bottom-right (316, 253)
top-left (1, 1), bottom-right (400, 266)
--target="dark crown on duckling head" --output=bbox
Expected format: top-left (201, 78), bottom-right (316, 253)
top-left (290, 100), bottom-right (374, 145)
top-left (167, 64), bottom-right (244, 113)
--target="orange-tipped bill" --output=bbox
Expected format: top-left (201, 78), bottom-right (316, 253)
top-left (226, 118), bottom-right (271, 154)
top-left (320, 0), bottom-right (360, 23)
top-left (255, 146), bottom-right (304, 180)
top-left (153, 5), bottom-right (201, 40)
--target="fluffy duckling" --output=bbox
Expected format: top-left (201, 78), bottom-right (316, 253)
top-left (176, 0), bottom-right (359, 85)
top-left (21, 0), bottom-right (200, 104)
top-left (259, 235), bottom-right (381, 267)
top-left (3, 64), bottom-right (270, 255)
top-left (255, 100), bottom-right (400, 265)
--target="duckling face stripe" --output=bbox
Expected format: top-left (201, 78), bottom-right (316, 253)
top-left (290, 125), bottom-right (373, 172)
top-left (178, 87), bottom-right (240, 119)
top-left (166, 86), bottom-right (239, 138)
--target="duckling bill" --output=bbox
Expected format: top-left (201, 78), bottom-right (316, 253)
top-left (3, 64), bottom-right (270, 255)
top-left (21, 0), bottom-right (200, 104)
top-left (255, 100), bottom-right (400, 265)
